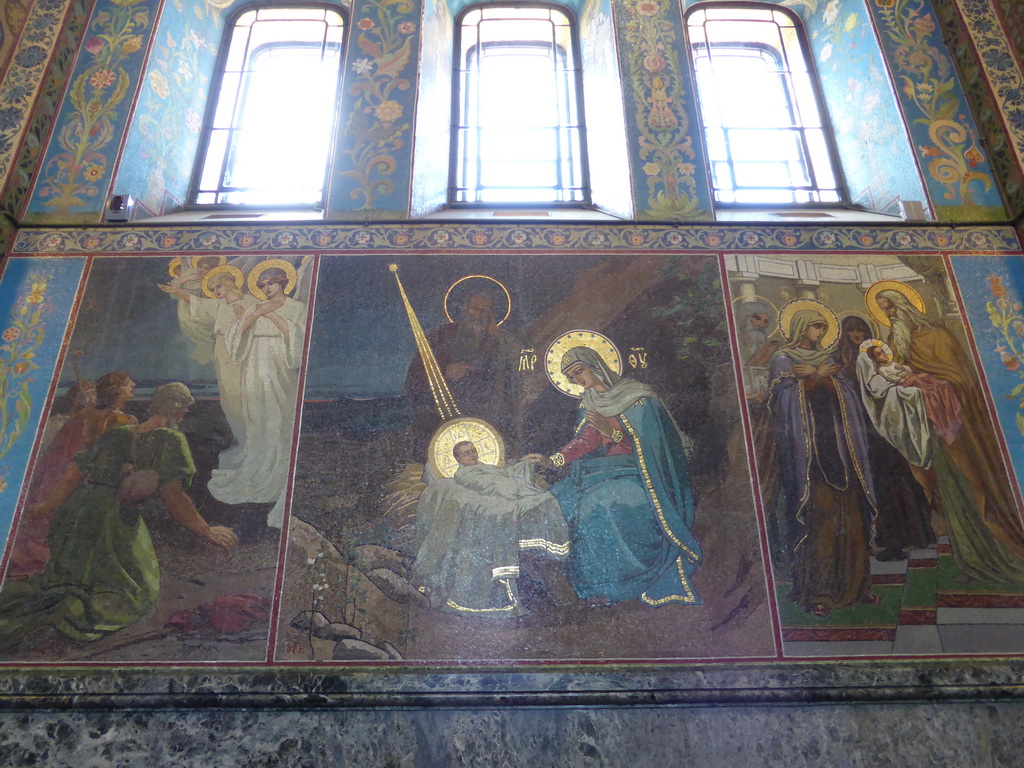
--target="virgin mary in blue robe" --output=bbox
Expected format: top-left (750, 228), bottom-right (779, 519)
top-left (547, 347), bottom-right (702, 606)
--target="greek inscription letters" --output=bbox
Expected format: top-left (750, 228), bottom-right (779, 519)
top-left (519, 348), bottom-right (537, 371)
top-left (629, 347), bottom-right (648, 369)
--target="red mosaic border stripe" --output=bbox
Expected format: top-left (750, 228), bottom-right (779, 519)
top-left (782, 628), bottom-right (897, 642)
top-left (938, 594), bottom-right (1024, 608)
top-left (898, 609), bottom-right (938, 625)
top-left (872, 574), bottom-right (906, 585)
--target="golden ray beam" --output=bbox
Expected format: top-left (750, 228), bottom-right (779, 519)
top-left (390, 265), bottom-right (461, 421)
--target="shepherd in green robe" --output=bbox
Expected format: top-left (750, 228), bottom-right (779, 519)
top-left (0, 383), bottom-right (237, 647)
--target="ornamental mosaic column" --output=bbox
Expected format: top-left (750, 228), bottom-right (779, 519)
top-left (612, 0), bottom-right (713, 220)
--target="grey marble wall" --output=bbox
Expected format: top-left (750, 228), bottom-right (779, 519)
top-left (0, 662), bottom-right (1022, 766)
top-left (0, 701), bottom-right (1021, 767)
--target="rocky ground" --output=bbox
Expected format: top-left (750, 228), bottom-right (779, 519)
top-left (2, 397), bottom-right (778, 664)
top-left (280, 420), bottom-right (779, 663)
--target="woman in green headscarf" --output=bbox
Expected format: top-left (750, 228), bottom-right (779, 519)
top-left (767, 305), bottom-right (879, 617)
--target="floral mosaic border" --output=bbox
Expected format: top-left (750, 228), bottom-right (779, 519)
top-left (936, 0), bottom-right (1024, 217)
top-left (331, 0), bottom-right (420, 214)
top-left (995, 0), bottom-right (1024, 68)
top-left (868, 0), bottom-right (1003, 216)
top-left (3, 0), bottom-right (90, 219)
top-left (952, 0), bottom-right (1024, 199)
top-left (0, 0), bottom-right (74, 198)
top-left (115, 0), bottom-right (222, 215)
top-left (617, 0), bottom-right (709, 220)
top-left (8, 222), bottom-right (1020, 254)
top-left (26, 0), bottom-right (158, 217)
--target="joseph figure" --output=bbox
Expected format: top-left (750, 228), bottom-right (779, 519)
top-left (406, 290), bottom-right (524, 450)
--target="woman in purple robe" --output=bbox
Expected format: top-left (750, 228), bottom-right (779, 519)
top-left (837, 315), bottom-right (933, 560)
top-left (768, 307), bottom-right (879, 617)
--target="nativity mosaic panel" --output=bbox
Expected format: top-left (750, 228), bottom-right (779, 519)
top-left (0, 244), bottom-right (1023, 665)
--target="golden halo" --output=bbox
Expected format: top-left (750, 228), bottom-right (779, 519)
top-left (168, 257), bottom-right (182, 279)
top-left (731, 293), bottom-right (781, 339)
top-left (778, 299), bottom-right (840, 349)
top-left (190, 255), bottom-right (227, 269)
top-left (443, 275), bottom-right (511, 326)
top-left (201, 265), bottom-right (245, 299)
top-left (865, 280), bottom-right (926, 329)
top-left (545, 330), bottom-right (622, 399)
top-left (247, 259), bottom-right (298, 300)
top-left (428, 417), bottom-right (506, 479)
top-left (858, 338), bottom-right (892, 357)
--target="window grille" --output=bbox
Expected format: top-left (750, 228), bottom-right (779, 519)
top-left (686, 3), bottom-right (844, 205)
top-left (451, 4), bottom-right (590, 205)
top-left (191, 5), bottom-right (345, 207)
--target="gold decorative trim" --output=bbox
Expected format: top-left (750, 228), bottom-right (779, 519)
top-left (620, 410), bottom-right (700, 564)
top-left (442, 275), bottom-right (512, 326)
top-left (519, 538), bottom-right (570, 557)
top-left (778, 299), bottom-right (840, 349)
top-left (247, 258), bottom-right (297, 300)
top-left (201, 264), bottom-right (244, 299)
top-left (865, 280), bottom-right (925, 329)
top-left (445, 579), bottom-right (519, 613)
top-left (641, 558), bottom-right (698, 605)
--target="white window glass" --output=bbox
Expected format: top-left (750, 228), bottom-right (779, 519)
top-left (452, 5), bottom-right (590, 205)
top-left (192, 6), bottom-right (344, 207)
top-left (687, 4), bottom-right (844, 205)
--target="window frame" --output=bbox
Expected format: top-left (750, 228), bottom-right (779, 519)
top-left (448, 2), bottom-right (593, 208)
top-left (684, 1), bottom-right (849, 209)
top-left (187, 2), bottom-right (349, 211)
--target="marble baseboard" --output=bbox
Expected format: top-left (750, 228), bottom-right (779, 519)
top-left (1, 701), bottom-right (1024, 767)
top-left (0, 660), bottom-right (1023, 711)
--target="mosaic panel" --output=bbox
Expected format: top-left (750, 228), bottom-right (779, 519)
top-left (0, 242), bottom-right (1020, 665)
top-left (0, 0), bottom-right (73, 202)
top-left (328, 0), bottom-right (420, 216)
top-left (950, 0), bottom-right (1024, 215)
top-left (25, 0), bottom-right (161, 221)
top-left (809, 0), bottom-right (927, 214)
top-left (615, 0), bottom-right (711, 220)
top-left (867, 0), bottom-right (1005, 220)
top-left (731, 249), bottom-right (1024, 654)
top-left (936, 0), bottom-right (1024, 218)
top-left (0, 257), bottom-right (85, 538)
top-left (3, 0), bottom-right (90, 220)
top-left (115, 0), bottom-right (228, 216)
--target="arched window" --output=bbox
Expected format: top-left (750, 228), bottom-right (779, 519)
top-left (451, 4), bottom-right (590, 205)
top-left (190, 5), bottom-right (345, 207)
top-left (685, 3), bottom-right (844, 205)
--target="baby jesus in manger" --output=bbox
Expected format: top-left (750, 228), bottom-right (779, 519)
top-left (411, 440), bottom-right (574, 616)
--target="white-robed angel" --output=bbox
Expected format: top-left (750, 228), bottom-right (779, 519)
top-left (159, 264), bottom-right (255, 462)
top-left (158, 256), bottom-right (227, 365)
top-left (207, 259), bottom-right (308, 528)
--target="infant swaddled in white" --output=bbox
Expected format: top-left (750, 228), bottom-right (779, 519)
top-left (412, 441), bottom-right (569, 616)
